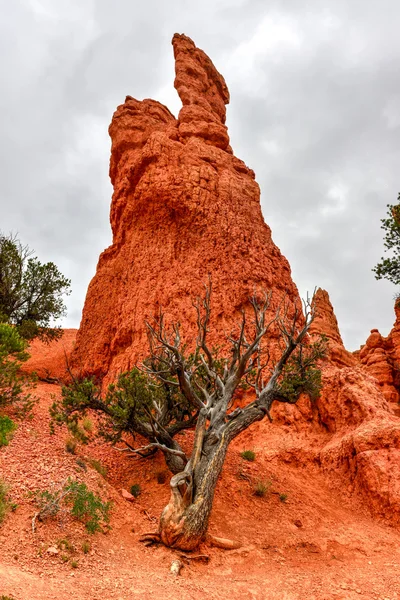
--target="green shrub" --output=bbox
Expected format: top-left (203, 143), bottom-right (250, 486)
top-left (65, 479), bottom-right (111, 534)
top-left (87, 458), bottom-right (107, 478)
top-left (0, 323), bottom-right (35, 413)
top-left (130, 484), bottom-right (141, 498)
top-left (240, 450), bottom-right (255, 462)
top-left (70, 559), bottom-right (78, 569)
top-left (65, 437), bottom-right (77, 454)
top-left (279, 493), bottom-right (288, 503)
top-left (0, 415), bottom-right (16, 447)
top-left (81, 540), bottom-right (91, 554)
top-left (82, 417), bottom-right (93, 433)
top-left (75, 457), bottom-right (87, 471)
top-left (34, 478), bottom-right (112, 534)
top-left (57, 538), bottom-right (75, 552)
top-left (253, 480), bottom-right (271, 497)
top-left (277, 337), bottom-right (327, 403)
top-left (0, 479), bottom-right (10, 524)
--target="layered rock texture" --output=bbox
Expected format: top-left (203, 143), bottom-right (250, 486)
top-left (72, 34), bottom-right (299, 379)
top-left (309, 288), bottom-right (356, 368)
top-left (359, 302), bottom-right (400, 407)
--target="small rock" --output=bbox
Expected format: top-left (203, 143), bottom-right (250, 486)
top-left (46, 546), bottom-right (59, 555)
top-left (121, 488), bottom-right (135, 502)
top-left (294, 519), bottom-right (303, 528)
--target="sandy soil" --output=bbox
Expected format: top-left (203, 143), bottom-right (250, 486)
top-left (1, 382), bottom-right (400, 600)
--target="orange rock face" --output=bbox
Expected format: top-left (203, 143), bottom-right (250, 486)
top-left (23, 329), bottom-right (77, 382)
top-left (72, 34), bottom-right (299, 380)
top-left (359, 302), bottom-right (400, 406)
top-left (309, 288), bottom-right (356, 368)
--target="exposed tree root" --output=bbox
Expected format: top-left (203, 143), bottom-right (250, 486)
top-left (139, 532), bottom-right (161, 547)
top-left (206, 534), bottom-right (242, 550)
top-left (178, 552), bottom-right (210, 563)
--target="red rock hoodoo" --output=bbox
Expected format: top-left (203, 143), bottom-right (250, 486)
top-left (309, 288), bottom-right (356, 368)
top-left (359, 301), bottom-right (400, 407)
top-left (72, 34), bottom-right (300, 379)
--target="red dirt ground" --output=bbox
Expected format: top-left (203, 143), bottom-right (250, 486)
top-left (1, 378), bottom-right (400, 600)
top-left (0, 333), bottom-right (399, 599)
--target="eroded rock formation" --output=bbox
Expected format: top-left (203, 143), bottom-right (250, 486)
top-left (72, 34), bottom-right (300, 379)
top-left (309, 288), bottom-right (356, 368)
top-left (359, 302), bottom-right (400, 406)
top-left (70, 33), bottom-right (400, 528)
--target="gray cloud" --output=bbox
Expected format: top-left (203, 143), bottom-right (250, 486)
top-left (1, 0), bottom-right (399, 349)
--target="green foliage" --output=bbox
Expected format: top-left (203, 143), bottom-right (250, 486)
top-left (57, 538), bottom-right (75, 552)
top-left (87, 458), bottom-right (107, 478)
top-left (35, 488), bottom-right (62, 521)
top-left (373, 194), bottom-right (400, 286)
top-left (277, 336), bottom-right (327, 404)
top-left (75, 457), bottom-right (87, 471)
top-left (0, 479), bottom-right (10, 524)
top-left (34, 478), bottom-right (112, 534)
top-left (0, 233), bottom-right (71, 342)
top-left (82, 540), bottom-right (91, 554)
top-left (130, 484), bottom-right (141, 498)
top-left (0, 415), bottom-right (17, 447)
top-left (50, 367), bottom-right (191, 454)
top-left (279, 493), bottom-right (288, 503)
top-left (253, 480), bottom-right (271, 497)
top-left (82, 417), bottom-right (93, 432)
top-left (241, 450), bottom-right (256, 462)
top-left (0, 323), bottom-right (34, 412)
top-left (70, 559), bottom-right (79, 569)
top-left (65, 479), bottom-right (111, 534)
top-left (65, 437), bottom-right (77, 454)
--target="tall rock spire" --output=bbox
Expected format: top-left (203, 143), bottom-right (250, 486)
top-left (72, 34), bottom-right (300, 380)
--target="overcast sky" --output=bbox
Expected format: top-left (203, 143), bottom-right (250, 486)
top-left (1, 0), bottom-right (399, 350)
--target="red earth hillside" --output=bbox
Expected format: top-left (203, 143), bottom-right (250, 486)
top-left (71, 33), bottom-right (300, 381)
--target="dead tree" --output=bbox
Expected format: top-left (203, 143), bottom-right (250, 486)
top-left (140, 285), bottom-right (322, 551)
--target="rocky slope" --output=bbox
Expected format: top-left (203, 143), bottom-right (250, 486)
top-left (72, 34), bottom-right (300, 381)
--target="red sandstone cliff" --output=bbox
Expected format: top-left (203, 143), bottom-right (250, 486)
top-left (72, 34), bottom-right (300, 379)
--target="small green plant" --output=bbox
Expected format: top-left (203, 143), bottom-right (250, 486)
top-left (75, 457), bottom-right (87, 471)
top-left (65, 437), bottom-right (77, 454)
top-left (253, 480), bottom-right (271, 497)
top-left (65, 479), bottom-right (112, 533)
top-left (0, 479), bottom-right (10, 524)
top-left (33, 478), bottom-right (112, 534)
top-left (61, 554), bottom-right (69, 563)
top-left (81, 540), bottom-right (91, 554)
top-left (1, 595), bottom-right (16, 600)
top-left (279, 493), bottom-right (288, 503)
top-left (57, 538), bottom-right (75, 552)
top-left (130, 484), bottom-right (141, 498)
top-left (82, 417), bottom-right (93, 432)
top-left (240, 450), bottom-right (255, 462)
top-left (0, 415), bottom-right (17, 447)
top-left (70, 559), bottom-right (78, 569)
top-left (155, 471), bottom-right (167, 484)
top-left (87, 458), bottom-right (107, 478)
